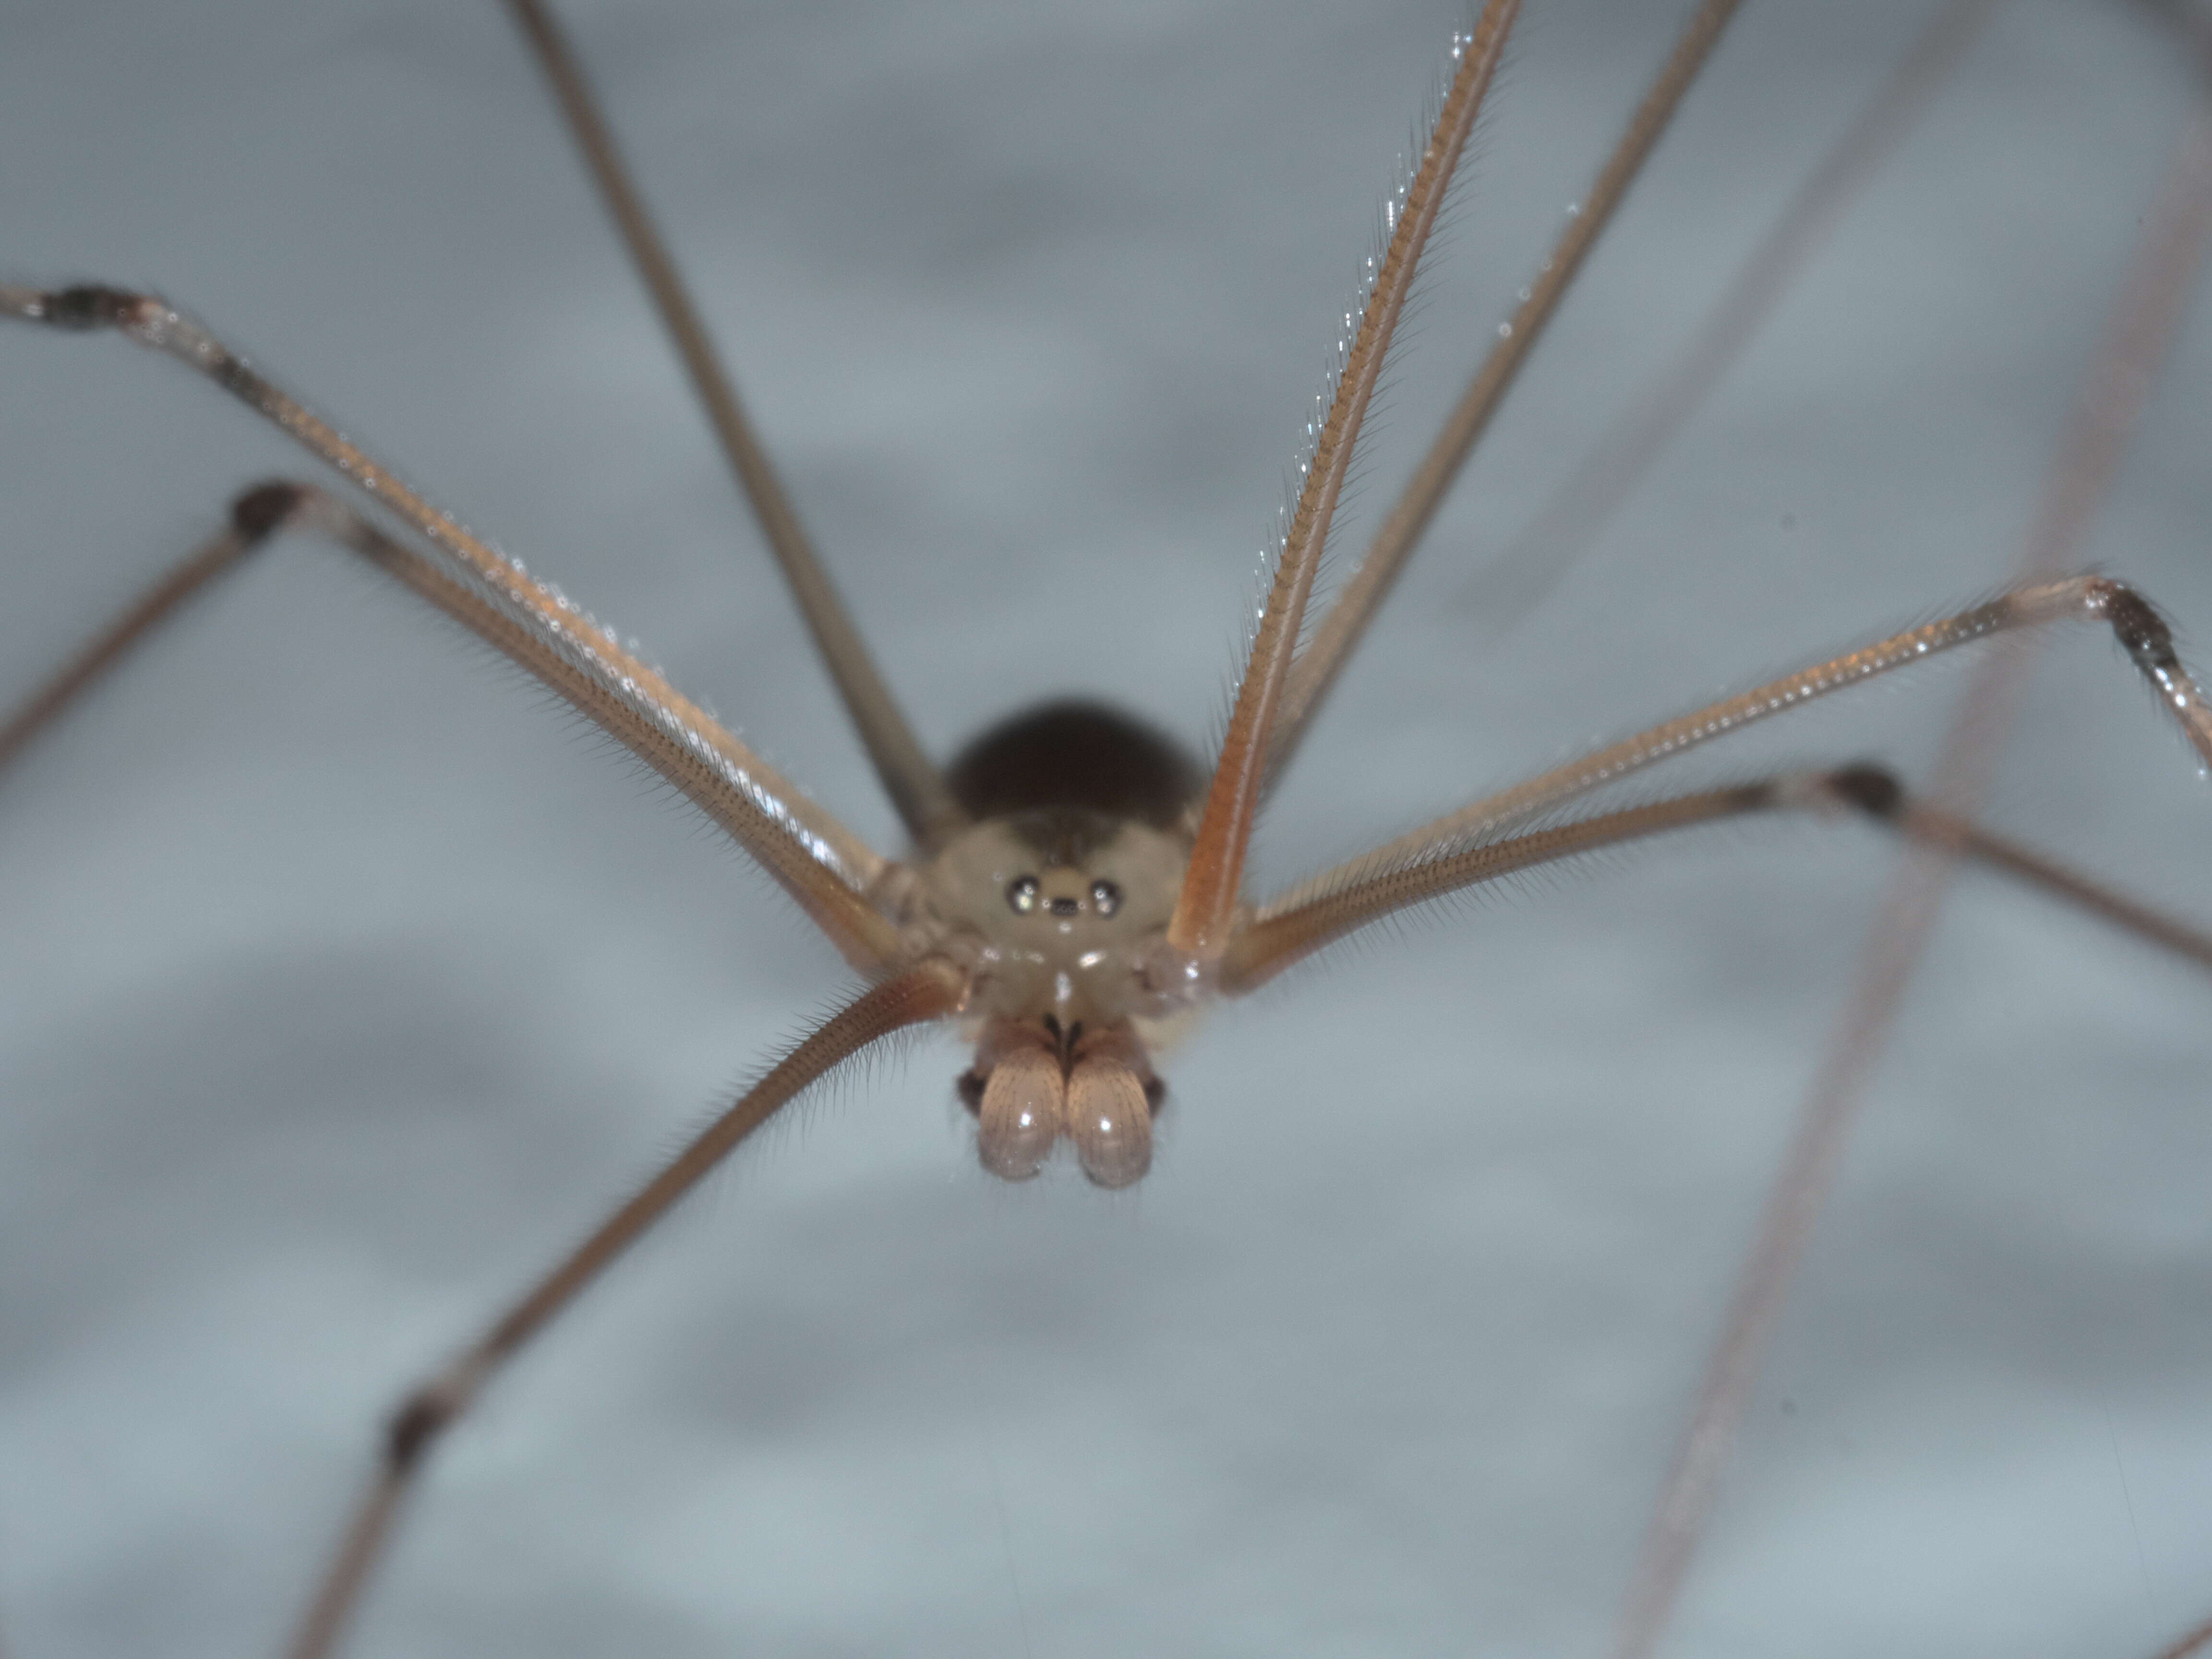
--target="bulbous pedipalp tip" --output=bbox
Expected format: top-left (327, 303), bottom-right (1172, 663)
top-left (967, 1019), bottom-right (1159, 1186)
top-left (1068, 1041), bottom-right (1154, 1190)
top-left (975, 1043), bottom-right (1064, 1182)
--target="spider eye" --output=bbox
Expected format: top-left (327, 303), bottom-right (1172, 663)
top-left (1006, 875), bottom-right (1041, 914)
top-left (1090, 879), bottom-right (1123, 918)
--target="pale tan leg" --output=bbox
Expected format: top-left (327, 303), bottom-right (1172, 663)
top-left (0, 471), bottom-right (904, 970)
top-left (1267, 0), bottom-right (1749, 781)
top-left (1822, 766), bottom-right (2212, 974)
top-left (1223, 763), bottom-right (2212, 995)
top-left (284, 956), bottom-right (967, 1659)
top-left (0, 284), bottom-right (895, 951)
top-left (500, 0), bottom-right (963, 850)
top-left (1272, 572), bottom-right (2212, 914)
top-left (1460, 0), bottom-right (1996, 639)
top-left (1164, 0), bottom-right (1517, 968)
top-left (0, 493), bottom-right (270, 775)
top-left (1608, 99), bottom-right (2212, 1659)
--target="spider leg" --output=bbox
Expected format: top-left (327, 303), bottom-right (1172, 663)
top-left (501, 0), bottom-right (964, 851)
top-left (1613, 105), bottom-right (2212, 1657)
top-left (1268, 0), bottom-right (1748, 782)
top-left (1272, 572), bottom-right (2212, 915)
top-left (0, 473), bottom-right (902, 971)
top-left (2151, 1611), bottom-right (2212, 1659)
top-left (1224, 764), bottom-right (2212, 994)
top-left (1461, 0), bottom-right (1995, 641)
top-left (0, 500), bottom-right (260, 776)
top-left (1166, 0), bottom-right (1516, 968)
top-left (1822, 763), bottom-right (2212, 974)
top-left (283, 954), bottom-right (968, 1659)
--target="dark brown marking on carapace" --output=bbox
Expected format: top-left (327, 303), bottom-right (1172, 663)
top-left (945, 699), bottom-right (1203, 831)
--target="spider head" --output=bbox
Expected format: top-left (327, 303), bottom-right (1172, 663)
top-left (922, 808), bottom-right (1189, 1186)
top-left (923, 806), bottom-right (1189, 1022)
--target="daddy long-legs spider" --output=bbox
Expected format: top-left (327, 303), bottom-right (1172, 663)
top-left (3, 0), bottom-right (2211, 1654)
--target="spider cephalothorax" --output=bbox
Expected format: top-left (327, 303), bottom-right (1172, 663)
top-left (921, 701), bottom-right (1199, 1185)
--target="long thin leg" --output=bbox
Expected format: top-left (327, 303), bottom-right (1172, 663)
top-left (1609, 100), bottom-right (2212, 1659)
top-left (1229, 778), bottom-right (1789, 991)
top-left (500, 0), bottom-right (963, 851)
top-left (1459, 0), bottom-right (1996, 638)
top-left (0, 511), bottom-right (257, 775)
top-left (1265, 0), bottom-right (1748, 782)
top-left (2152, 1612), bottom-right (2212, 1659)
top-left (0, 476), bottom-right (904, 970)
top-left (1163, 0), bottom-right (1517, 967)
top-left (284, 955), bottom-right (968, 1659)
top-left (1823, 765), bottom-right (2212, 974)
top-left (1222, 763), bottom-right (2212, 994)
top-left (0, 286), bottom-right (903, 955)
top-left (1274, 572), bottom-right (2212, 912)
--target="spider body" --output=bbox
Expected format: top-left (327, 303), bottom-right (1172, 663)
top-left (924, 702), bottom-right (1199, 1184)
top-left (2, 2), bottom-right (2211, 1656)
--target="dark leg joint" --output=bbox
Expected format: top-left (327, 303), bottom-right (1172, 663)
top-left (384, 1385), bottom-right (460, 1474)
top-left (231, 481), bottom-right (308, 543)
top-left (2086, 576), bottom-right (2183, 671)
top-left (1819, 762), bottom-right (1904, 822)
top-left (39, 284), bottom-right (144, 331)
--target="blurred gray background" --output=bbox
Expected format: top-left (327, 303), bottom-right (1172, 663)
top-left (2, 1), bottom-right (2209, 1655)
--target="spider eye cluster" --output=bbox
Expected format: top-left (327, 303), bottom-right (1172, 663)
top-left (1002, 875), bottom-right (1125, 918)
